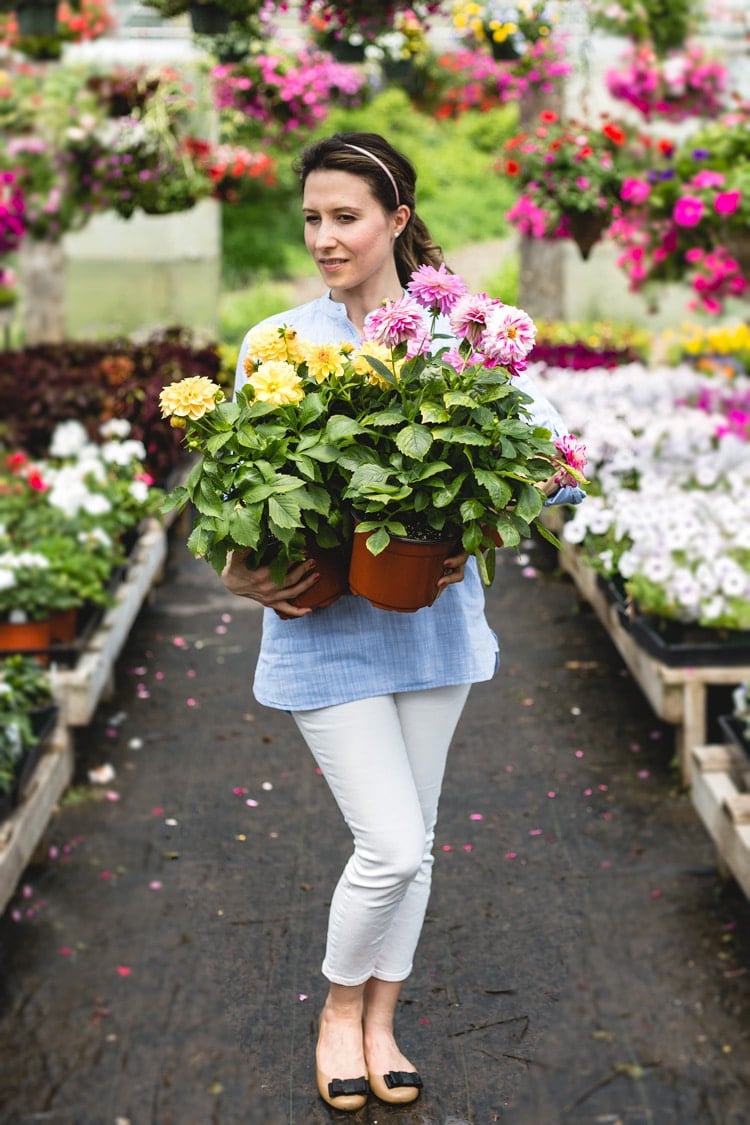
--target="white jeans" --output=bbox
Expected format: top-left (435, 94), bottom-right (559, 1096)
top-left (292, 684), bottom-right (471, 987)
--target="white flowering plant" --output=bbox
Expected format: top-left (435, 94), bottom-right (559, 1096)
top-left (0, 419), bottom-right (162, 622)
top-left (160, 267), bottom-right (587, 587)
top-left (538, 361), bottom-right (750, 630)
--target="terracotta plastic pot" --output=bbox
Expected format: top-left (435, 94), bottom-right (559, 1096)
top-left (273, 545), bottom-right (350, 619)
top-left (290, 546), bottom-right (349, 612)
top-left (48, 607), bottom-right (78, 644)
top-left (348, 530), bottom-right (457, 613)
top-left (0, 617), bottom-right (52, 660)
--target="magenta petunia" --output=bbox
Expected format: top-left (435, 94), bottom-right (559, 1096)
top-left (407, 263), bottom-right (468, 315)
top-left (364, 295), bottom-right (429, 349)
top-left (714, 189), bottom-right (741, 215)
top-left (673, 195), bottom-right (704, 227)
top-left (448, 292), bottom-right (499, 347)
top-left (480, 304), bottom-right (537, 367)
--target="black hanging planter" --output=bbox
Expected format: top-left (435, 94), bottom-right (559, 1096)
top-left (189, 2), bottom-right (231, 35)
top-left (16, 1), bottom-right (58, 37)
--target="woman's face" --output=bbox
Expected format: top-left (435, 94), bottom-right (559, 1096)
top-left (302, 169), bottom-right (407, 296)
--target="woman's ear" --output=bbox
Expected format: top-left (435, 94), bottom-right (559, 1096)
top-left (394, 205), bottom-right (411, 238)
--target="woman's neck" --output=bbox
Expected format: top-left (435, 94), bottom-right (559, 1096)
top-left (331, 273), bottom-right (404, 337)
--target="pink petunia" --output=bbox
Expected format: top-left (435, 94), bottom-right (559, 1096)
top-left (673, 195), bottom-right (704, 227)
top-left (714, 190), bottom-right (741, 216)
top-left (364, 295), bottom-right (429, 349)
top-left (620, 177), bottom-right (651, 205)
top-left (407, 263), bottom-right (468, 316)
top-left (481, 304), bottom-right (537, 367)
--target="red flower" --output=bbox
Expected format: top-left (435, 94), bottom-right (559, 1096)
top-left (539, 110), bottom-right (558, 123)
top-left (657, 138), bottom-right (674, 155)
top-left (602, 122), bottom-right (626, 145)
top-left (505, 159), bottom-right (520, 175)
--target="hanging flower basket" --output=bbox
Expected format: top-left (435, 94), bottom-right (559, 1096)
top-left (16, 1), bottom-right (58, 37)
top-left (189, 2), bottom-right (231, 35)
top-left (348, 527), bottom-right (458, 613)
top-left (563, 210), bottom-right (610, 260)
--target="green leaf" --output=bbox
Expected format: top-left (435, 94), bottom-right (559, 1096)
top-left (474, 469), bottom-right (513, 507)
top-left (268, 492), bottom-right (302, 529)
top-left (432, 426), bottom-right (491, 446)
top-left (432, 474), bottom-right (466, 508)
top-left (325, 415), bottom-right (367, 442)
top-left (363, 526), bottom-right (391, 555)
top-left (362, 354), bottom-right (398, 386)
top-left (195, 478), bottom-right (225, 518)
top-left (515, 482), bottom-right (544, 523)
top-left (460, 499), bottom-right (485, 521)
top-left (444, 391), bottom-right (479, 410)
top-left (396, 423), bottom-right (433, 460)
top-left (420, 402), bottom-right (450, 424)
top-left (225, 506), bottom-right (261, 548)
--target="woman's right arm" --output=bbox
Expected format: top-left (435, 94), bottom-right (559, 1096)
top-left (221, 551), bottom-right (319, 619)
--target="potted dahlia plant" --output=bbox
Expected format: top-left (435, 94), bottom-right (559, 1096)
top-left (160, 267), bottom-right (586, 612)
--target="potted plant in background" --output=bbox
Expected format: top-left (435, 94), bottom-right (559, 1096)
top-left (503, 109), bottom-right (633, 259)
top-left (611, 107), bottom-right (750, 314)
top-left (0, 653), bottom-right (57, 820)
top-left (452, 0), bottom-right (559, 61)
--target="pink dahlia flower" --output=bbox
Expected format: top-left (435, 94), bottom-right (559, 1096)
top-left (554, 434), bottom-right (587, 487)
top-left (480, 304), bottom-right (537, 368)
top-left (407, 263), bottom-right (468, 316)
top-left (449, 292), bottom-right (499, 347)
top-left (364, 295), bottom-right (429, 349)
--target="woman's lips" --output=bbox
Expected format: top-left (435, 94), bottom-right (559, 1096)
top-left (318, 258), bottom-right (347, 272)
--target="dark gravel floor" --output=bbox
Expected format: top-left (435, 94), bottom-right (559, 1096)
top-left (0, 532), bottom-right (748, 1125)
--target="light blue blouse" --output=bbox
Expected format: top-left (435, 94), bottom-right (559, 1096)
top-left (235, 294), bottom-right (583, 711)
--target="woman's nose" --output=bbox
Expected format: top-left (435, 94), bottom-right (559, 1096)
top-left (315, 220), bottom-right (338, 247)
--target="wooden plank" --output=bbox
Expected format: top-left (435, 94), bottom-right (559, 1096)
top-left (0, 725), bottom-right (74, 917)
top-left (50, 519), bottom-right (167, 727)
top-left (559, 541), bottom-right (750, 784)
top-left (691, 745), bottom-right (750, 899)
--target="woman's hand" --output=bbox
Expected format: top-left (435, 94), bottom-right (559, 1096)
top-left (221, 550), bottom-right (319, 619)
top-left (437, 548), bottom-right (470, 592)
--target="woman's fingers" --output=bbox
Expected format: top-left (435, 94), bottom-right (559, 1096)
top-left (437, 549), bottom-right (470, 589)
top-left (221, 551), bottom-right (318, 613)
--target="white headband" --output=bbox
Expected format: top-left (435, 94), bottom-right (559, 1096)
top-left (343, 143), bottom-right (401, 208)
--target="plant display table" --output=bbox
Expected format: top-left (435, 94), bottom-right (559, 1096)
top-left (691, 743), bottom-right (750, 899)
top-left (558, 539), bottom-right (750, 786)
top-left (0, 518), bottom-right (168, 915)
top-left (0, 720), bottom-right (73, 918)
top-left (49, 518), bottom-right (167, 727)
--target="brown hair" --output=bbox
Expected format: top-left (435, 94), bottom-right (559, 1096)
top-left (294, 132), bottom-right (445, 287)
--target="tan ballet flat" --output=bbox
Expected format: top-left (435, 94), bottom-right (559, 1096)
top-left (315, 1066), bottom-right (369, 1112)
top-left (368, 1069), bottom-right (423, 1104)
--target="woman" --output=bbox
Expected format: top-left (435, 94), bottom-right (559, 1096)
top-left (222, 132), bottom-right (582, 1112)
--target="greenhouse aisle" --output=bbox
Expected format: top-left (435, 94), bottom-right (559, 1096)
top-left (0, 530), bottom-right (748, 1124)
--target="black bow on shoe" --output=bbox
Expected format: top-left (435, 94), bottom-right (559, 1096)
top-left (328, 1077), bottom-right (369, 1098)
top-left (384, 1070), bottom-right (423, 1090)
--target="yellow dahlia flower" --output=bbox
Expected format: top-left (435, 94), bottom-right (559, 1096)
top-left (159, 376), bottom-right (223, 420)
top-left (244, 323), bottom-right (308, 366)
top-left (306, 342), bottom-right (348, 384)
top-left (351, 342), bottom-right (401, 389)
top-left (247, 360), bottom-right (304, 406)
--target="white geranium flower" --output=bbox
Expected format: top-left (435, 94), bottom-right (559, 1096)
top-left (49, 419), bottom-right (89, 458)
top-left (99, 418), bottom-right (131, 440)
